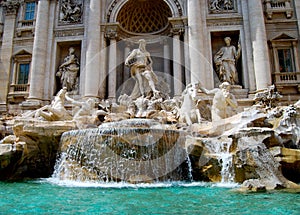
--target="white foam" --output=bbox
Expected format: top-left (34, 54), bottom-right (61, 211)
top-left (41, 178), bottom-right (238, 189)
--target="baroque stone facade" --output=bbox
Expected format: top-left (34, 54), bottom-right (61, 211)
top-left (0, 0), bottom-right (300, 114)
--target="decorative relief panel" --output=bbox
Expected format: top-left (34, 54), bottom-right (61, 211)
top-left (208, 0), bottom-right (236, 14)
top-left (59, 0), bottom-right (83, 25)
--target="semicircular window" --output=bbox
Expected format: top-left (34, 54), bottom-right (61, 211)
top-left (117, 0), bottom-right (172, 34)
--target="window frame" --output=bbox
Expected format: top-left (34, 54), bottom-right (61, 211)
top-left (270, 39), bottom-right (299, 74)
top-left (12, 54), bottom-right (32, 86)
top-left (17, 63), bottom-right (30, 84)
top-left (24, 1), bottom-right (36, 21)
top-left (277, 48), bottom-right (295, 73)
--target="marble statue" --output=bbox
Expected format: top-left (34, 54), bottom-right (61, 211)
top-left (56, 47), bottom-right (80, 94)
top-left (36, 87), bottom-right (72, 121)
top-left (199, 82), bottom-right (238, 121)
top-left (125, 39), bottom-right (160, 99)
top-left (214, 37), bottom-right (241, 85)
top-left (65, 94), bottom-right (96, 119)
top-left (60, 0), bottom-right (82, 23)
top-left (179, 84), bottom-right (202, 125)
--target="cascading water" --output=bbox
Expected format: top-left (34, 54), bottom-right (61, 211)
top-left (52, 119), bottom-right (192, 183)
top-left (199, 137), bottom-right (236, 185)
top-left (217, 142), bottom-right (235, 184)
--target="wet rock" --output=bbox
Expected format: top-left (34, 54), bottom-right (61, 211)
top-left (0, 119), bottom-right (76, 180)
top-left (232, 128), bottom-right (299, 190)
top-left (241, 179), bottom-right (267, 192)
top-left (270, 146), bottom-right (300, 183)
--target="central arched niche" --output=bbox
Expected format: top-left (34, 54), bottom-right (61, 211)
top-left (117, 0), bottom-right (172, 34)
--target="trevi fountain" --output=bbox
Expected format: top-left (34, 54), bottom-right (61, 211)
top-left (0, 39), bottom-right (299, 214)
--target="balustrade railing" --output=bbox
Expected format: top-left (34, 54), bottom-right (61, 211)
top-left (264, 0), bottom-right (293, 19)
top-left (18, 20), bottom-right (35, 28)
top-left (273, 72), bottom-right (300, 85)
top-left (9, 84), bottom-right (29, 93)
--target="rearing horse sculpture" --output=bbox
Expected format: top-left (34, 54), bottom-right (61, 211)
top-left (179, 84), bottom-right (202, 126)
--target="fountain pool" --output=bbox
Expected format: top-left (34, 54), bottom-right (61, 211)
top-left (0, 180), bottom-right (299, 214)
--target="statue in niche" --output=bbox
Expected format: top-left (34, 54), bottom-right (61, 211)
top-left (214, 37), bottom-right (241, 85)
top-left (56, 47), bottom-right (80, 94)
top-left (125, 39), bottom-right (160, 99)
top-left (199, 82), bottom-right (238, 121)
top-left (60, 0), bottom-right (82, 23)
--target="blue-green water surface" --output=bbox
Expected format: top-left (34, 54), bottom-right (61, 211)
top-left (0, 180), bottom-right (299, 215)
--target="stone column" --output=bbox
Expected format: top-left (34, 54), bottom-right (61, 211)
top-left (0, 0), bottom-right (21, 112)
top-left (106, 29), bottom-right (118, 100)
top-left (187, 0), bottom-right (207, 86)
top-left (169, 18), bottom-right (186, 96)
top-left (241, 0), bottom-right (256, 92)
top-left (248, 0), bottom-right (272, 90)
top-left (184, 33), bottom-right (191, 85)
top-left (173, 34), bottom-right (183, 96)
top-left (27, 0), bottom-right (50, 104)
top-left (84, 0), bottom-right (101, 98)
top-left (163, 39), bottom-right (171, 89)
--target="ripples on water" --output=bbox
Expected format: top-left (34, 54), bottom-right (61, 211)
top-left (0, 180), bottom-right (299, 214)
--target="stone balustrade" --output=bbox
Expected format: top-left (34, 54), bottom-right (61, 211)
top-left (264, 0), bottom-right (293, 19)
top-left (273, 72), bottom-right (300, 84)
top-left (16, 19), bottom-right (35, 37)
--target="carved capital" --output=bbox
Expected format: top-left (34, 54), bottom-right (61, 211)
top-left (1, 0), bottom-right (23, 15)
top-left (169, 17), bottom-right (186, 36)
top-left (104, 23), bottom-right (119, 40)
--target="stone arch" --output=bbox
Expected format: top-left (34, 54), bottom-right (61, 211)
top-left (106, 0), bottom-right (183, 23)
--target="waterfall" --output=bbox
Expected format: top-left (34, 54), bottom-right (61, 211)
top-left (52, 119), bottom-right (190, 183)
top-left (201, 137), bottom-right (235, 184)
top-left (218, 142), bottom-right (235, 183)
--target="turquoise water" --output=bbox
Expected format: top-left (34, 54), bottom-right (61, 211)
top-left (0, 180), bottom-right (299, 215)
